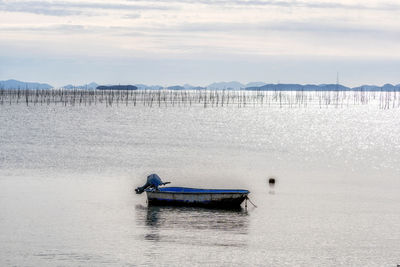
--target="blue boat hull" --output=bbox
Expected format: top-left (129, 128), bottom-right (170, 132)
top-left (145, 187), bottom-right (249, 208)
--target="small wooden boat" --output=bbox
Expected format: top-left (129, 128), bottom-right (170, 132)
top-left (135, 174), bottom-right (250, 208)
top-left (145, 187), bottom-right (249, 207)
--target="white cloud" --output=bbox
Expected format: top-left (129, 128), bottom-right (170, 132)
top-left (0, 0), bottom-right (399, 85)
top-left (0, 0), bottom-right (175, 16)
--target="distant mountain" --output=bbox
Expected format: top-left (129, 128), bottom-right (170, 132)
top-left (62, 82), bottom-right (165, 90)
top-left (134, 84), bottom-right (163, 90)
top-left (182, 84), bottom-right (203, 90)
top-left (351, 85), bottom-right (381, 91)
top-left (166, 84), bottom-right (205, 90)
top-left (2, 79), bottom-right (400, 92)
top-left (246, 82), bottom-right (267, 88)
top-left (96, 85), bottom-right (137, 90)
top-left (247, 84), bottom-right (304, 91)
top-left (352, 84), bottom-right (400, 91)
top-left (246, 83), bottom-right (351, 91)
top-left (61, 82), bottom-right (98, 89)
top-left (382, 83), bottom-right (397, 90)
top-left (183, 84), bottom-right (195, 89)
top-left (207, 81), bottom-right (245, 90)
top-left (317, 84), bottom-right (350, 91)
top-left (0, 79), bottom-right (53, 90)
top-left (167, 85), bottom-right (185, 90)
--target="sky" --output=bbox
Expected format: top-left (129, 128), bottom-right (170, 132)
top-left (0, 0), bottom-right (400, 87)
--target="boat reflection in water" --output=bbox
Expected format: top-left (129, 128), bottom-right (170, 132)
top-left (135, 205), bottom-right (249, 247)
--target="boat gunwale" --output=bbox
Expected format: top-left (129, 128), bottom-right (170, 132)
top-left (145, 186), bottom-right (250, 195)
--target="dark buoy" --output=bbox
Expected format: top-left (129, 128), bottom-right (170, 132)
top-left (268, 177), bottom-right (276, 194)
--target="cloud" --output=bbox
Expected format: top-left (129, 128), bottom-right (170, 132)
top-left (0, 24), bottom-right (88, 34)
top-left (123, 13), bottom-right (141, 19)
top-left (0, 0), bottom-right (82, 16)
top-left (125, 0), bottom-right (400, 11)
top-left (1, 19), bottom-right (398, 39)
top-left (3, 0), bottom-right (400, 18)
top-left (0, 0), bottom-right (175, 16)
top-left (177, 21), bottom-right (398, 36)
top-left (1, 0), bottom-right (399, 62)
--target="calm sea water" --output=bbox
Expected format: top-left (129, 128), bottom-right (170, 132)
top-left (1, 101), bottom-right (399, 266)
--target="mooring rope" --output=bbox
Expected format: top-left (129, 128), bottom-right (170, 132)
top-left (245, 196), bottom-right (257, 208)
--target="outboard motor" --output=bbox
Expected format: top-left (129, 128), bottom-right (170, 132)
top-left (135, 174), bottom-right (170, 194)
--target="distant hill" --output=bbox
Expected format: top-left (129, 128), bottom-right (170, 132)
top-left (134, 84), bottom-right (164, 90)
top-left (183, 84), bottom-right (206, 90)
top-left (246, 82), bottom-right (267, 88)
top-left (207, 81), bottom-right (245, 90)
top-left (2, 79), bottom-right (400, 91)
top-left (61, 82), bottom-right (98, 90)
top-left (96, 85), bottom-right (137, 90)
top-left (167, 85), bottom-right (185, 90)
top-left (246, 83), bottom-right (351, 91)
top-left (183, 84), bottom-right (195, 90)
top-left (0, 79), bottom-right (53, 90)
top-left (62, 82), bottom-right (163, 90)
top-left (346, 84), bottom-right (400, 91)
top-left (352, 85), bottom-right (381, 91)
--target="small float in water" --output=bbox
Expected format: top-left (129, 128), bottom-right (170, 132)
top-left (135, 174), bottom-right (250, 208)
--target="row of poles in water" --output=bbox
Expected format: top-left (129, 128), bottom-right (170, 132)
top-left (0, 89), bottom-right (398, 109)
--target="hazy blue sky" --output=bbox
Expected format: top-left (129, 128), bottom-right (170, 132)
top-left (1, 0), bottom-right (399, 87)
